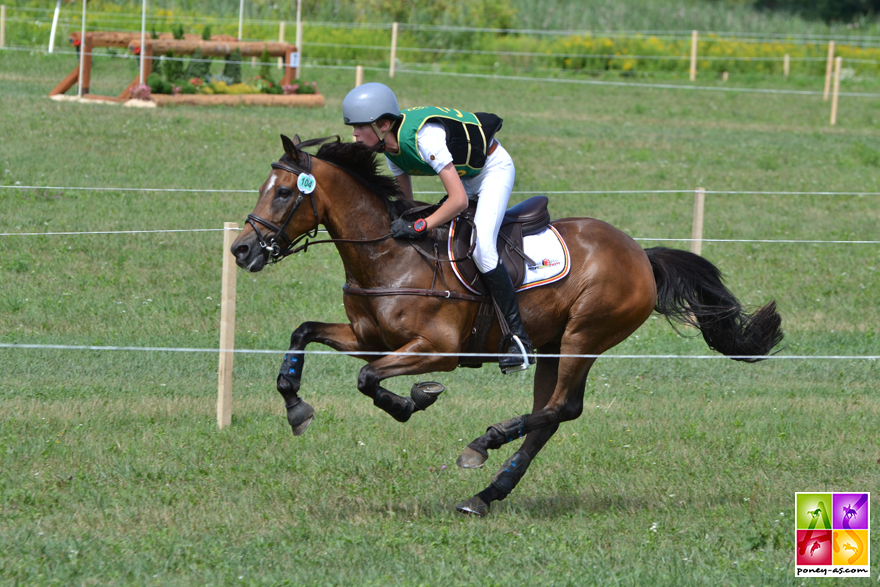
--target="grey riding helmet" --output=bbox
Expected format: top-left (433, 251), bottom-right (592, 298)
top-left (342, 82), bottom-right (401, 125)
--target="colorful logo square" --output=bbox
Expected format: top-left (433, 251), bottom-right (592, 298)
top-left (832, 529), bottom-right (869, 566)
top-left (796, 530), bottom-right (832, 565)
top-left (795, 492), bottom-right (870, 578)
top-left (833, 493), bottom-right (869, 530)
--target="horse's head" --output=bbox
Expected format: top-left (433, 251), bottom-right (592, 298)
top-left (231, 134), bottom-right (322, 272)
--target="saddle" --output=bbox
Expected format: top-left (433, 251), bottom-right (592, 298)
top-left (449, 195), bottom-right (551, 295)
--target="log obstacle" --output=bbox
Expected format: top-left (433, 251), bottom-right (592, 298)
top-left (49, 32), bottom-right (307, 106)
top-left (152, 93), bottom-right (324, 107)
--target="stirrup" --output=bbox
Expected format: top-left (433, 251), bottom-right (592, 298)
top-left (500, 335), bottom-right (532, 374)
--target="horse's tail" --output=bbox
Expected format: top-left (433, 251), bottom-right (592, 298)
top-left (644, 247), bottom-right (783, 362)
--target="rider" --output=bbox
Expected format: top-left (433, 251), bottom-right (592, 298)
top-left (342, 82), bottom-right (534, 373)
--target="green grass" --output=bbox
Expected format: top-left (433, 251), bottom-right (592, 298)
top-left (1, 50), bottom-right (879, 586)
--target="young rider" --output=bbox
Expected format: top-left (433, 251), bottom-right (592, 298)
top-left (342, 82), bottom-right (534, 373)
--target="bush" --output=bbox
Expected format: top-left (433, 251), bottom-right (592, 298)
top-left (223, 49), bottom-right (243, 85)
top-left (258, 48), bottom-right (275, 83)
top-left (146, 72), bottom-right (173, 94)
top-left (227, 83), bottom-right (258, 94)
top-left (185, 47), bottom-right (211, 81)
top-left (171, 23), bottom-right (185, 40)
top-left (201, 25), bottom-right (213, 41)
top-left (163, 50), bottom-right (185, 84)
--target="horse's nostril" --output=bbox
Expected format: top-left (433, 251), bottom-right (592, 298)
top-left (235, 245), bottom-right (249, 256)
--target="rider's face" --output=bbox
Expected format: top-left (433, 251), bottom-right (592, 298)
top-left (351, 124), bottom-right (379, 147)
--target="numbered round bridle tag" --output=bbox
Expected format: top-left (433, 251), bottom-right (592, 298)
top-left (297, 173), bottom-right (317, 194)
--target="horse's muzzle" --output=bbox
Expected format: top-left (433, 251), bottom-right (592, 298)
top-left (230, 232), bottom-right (267, 272)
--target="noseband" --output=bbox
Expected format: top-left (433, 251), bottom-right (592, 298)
top-left (246, 155), bottom-right (320, 264)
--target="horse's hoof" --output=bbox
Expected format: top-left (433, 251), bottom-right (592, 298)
top-left (290, 416), bottom-right (313, 436)
top-left (456, 496), bottom-right (490, 517)
top-left (287, 398), bottom-right (315, 436)
top-left (410, 381), bottom-right (445, 411)
top-left (456, 446), bottom-right (488, 469)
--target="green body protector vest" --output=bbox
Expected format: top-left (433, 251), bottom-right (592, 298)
top-left (386, 106), bottom-right (503, 178)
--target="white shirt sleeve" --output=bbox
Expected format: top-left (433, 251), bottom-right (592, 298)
top-left (385, 155), bottom-right (405, 176)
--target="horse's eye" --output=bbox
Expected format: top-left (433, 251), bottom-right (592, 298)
top-left (275, 186), bottom-right (293, 199)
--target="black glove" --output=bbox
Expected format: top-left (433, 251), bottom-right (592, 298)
top-left (390, 217), bottom-right (428, 240)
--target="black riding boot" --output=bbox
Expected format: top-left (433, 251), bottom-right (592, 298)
top-left (481, 263), bottom-right (535, 373)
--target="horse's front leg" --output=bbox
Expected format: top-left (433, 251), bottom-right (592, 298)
top-left (276, 321), bottom-right (365, 435)
top-left (357, 338), bottom-right (460, 423)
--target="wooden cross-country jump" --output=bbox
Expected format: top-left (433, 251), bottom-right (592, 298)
top-left (49, 31), bottom-right (304, 104)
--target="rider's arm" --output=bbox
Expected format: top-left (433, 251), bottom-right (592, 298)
top-left (423, 163), bottom-right (469, 231)
top-left (395, 173), bottom-right (414, 201)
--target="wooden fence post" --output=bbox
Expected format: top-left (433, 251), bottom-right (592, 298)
top-left (830, 57), bottom-right (842, 126)
top-left (217, 222), bottom-right (238, 429)
top-left (783, 53), bottom-right (789, 79)
top-left (277, 21), bottom-right (285, 69)
top-left (689, 30), bottom-right (698, 82)
top-left (389, 22), bottom-right (398, 78)
top-left (355, 64), bottom-right (363, 87)
top-left (238, 0), bottom-right (244, 41)
top-left (294, 0), bottom-right (303, 80)
top-left (691, 187), bottom-right (705, 256)
top-left (0, 5), bottom-right (6, 49)
top-left (823, 41), bottom-right (835, 100)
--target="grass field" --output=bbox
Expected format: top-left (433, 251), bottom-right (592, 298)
top-left (1, 50), bottom-right (879, 586)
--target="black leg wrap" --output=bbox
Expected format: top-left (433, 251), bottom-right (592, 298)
top-left (487, 415), bottom-right (529, 449)
top-left (373, 388), bottom-right (416, 423)
top-left (489, 450), bottom-right (532, 498)
top-left (277, 351), bottom-right (304, 393)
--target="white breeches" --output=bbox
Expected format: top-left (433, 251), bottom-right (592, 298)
top-left (461, 143), bottom-right (516, 273)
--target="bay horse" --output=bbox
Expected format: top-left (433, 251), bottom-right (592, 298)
top-left (231, 135), bottom-right (783, 517)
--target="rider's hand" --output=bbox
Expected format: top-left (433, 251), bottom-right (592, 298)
top-left (390, 218), bottom-right (428, 240)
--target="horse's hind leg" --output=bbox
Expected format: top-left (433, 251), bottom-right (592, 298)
top-left (457, 354), bottom-right (594, 516)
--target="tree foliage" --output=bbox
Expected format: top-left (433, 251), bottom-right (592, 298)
top-left (717, 0), bottom-right (880, 23)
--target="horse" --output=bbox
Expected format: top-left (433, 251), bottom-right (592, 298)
top-left (231, 134), bottom-right (783, 517)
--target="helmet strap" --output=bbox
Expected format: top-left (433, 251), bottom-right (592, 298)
top-left (370, 121), bottom-right (390, 152)
top-left (371, 121), bottom-right (390, 140)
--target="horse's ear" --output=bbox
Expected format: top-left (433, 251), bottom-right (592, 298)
top-left (292, 134), bottom-right (302, 146)
top-left (280, 134), bottom-right (300, 163)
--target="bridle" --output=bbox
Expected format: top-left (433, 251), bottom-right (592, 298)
top-left (246, 155), bottom-right (321, 264)
top-left (245, 140), bottom-right (394, 264)
top-left (242, 137), bottom-right (485, 302)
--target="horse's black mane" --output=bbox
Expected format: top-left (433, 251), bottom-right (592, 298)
top-left (284, 138), bottom-right (415, 220)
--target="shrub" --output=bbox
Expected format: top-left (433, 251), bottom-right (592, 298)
top-left (201, 25), bottom-right (213, 41)
top-left (163, 50), bottom-right (185, 84)
top-left (258, 48), bottom-right (275, 83)
top-left (228, 83), bottom-right (259, 94)
top-left (223, 49), bottom-right (243, 84)
top-left (146, 72), bottom-right (172, 94)
top-left (185, 47), bottom-right (211, 80)
top-left (171, 23), bottom-right (185, 40)
top-left (131, 84), bottom-right (152, 101)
